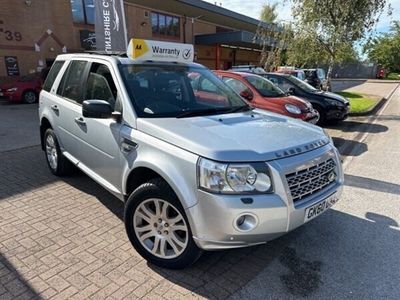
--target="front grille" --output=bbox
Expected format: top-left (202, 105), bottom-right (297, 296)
top-left (286, 158), bottom-right (336, 202)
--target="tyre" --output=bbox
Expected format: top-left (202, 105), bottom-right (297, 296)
top-left (44, 128), bottom-right (75, 176)
top-left (314, 105), bottom-right (326, 125)
top-left (22, 90), bottom-right (37, 104)
top-left (124, 178), bottom-right (202, 269)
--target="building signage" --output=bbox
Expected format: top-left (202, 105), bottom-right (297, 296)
top-left (95, 0), bottom-right (127, 52)
top-left (80, 30), bottom-right (96, 50)
top-left (127, 39), bottom-right (194, 63)
top-left (4, 56), bottom-right (20, 76)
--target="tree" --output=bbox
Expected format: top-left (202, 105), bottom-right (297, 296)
top-left (288, 0), bottom-right (391, 78)
top-left (364, 21), bottom-right (400, 72)
top-left (260, 2), bottom-right (278, 23)
top-left (256, 2), bottom-right (292, 71)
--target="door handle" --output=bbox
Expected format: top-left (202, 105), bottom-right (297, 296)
top-left (74, 117), bottom-right (86, 126)
top-left (51, 105), bottom-right (59, 112)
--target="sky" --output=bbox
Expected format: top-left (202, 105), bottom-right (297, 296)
top-left (203, 0), bottom-right (400, 34)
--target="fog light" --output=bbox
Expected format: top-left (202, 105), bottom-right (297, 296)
top-left (234, 213), bottom-right (258, 232)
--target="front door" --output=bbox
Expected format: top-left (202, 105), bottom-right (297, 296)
top-left (56, 60), bottom-right (123, 194)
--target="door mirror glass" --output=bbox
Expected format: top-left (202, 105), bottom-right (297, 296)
top-left (82, 100), bottom-right (112, 119)
top-left (287, 87), bottom-right (295, 95)
top-left (239, 90), bottom-right (254, 101)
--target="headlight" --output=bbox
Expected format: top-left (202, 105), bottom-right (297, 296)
top-left (323, 129), bottom-right (333, 143)
top-left (198, 158), bottom-right (272, 194)
top-left (285, 104), bottom-right (302, 114)
top-left (326, 98), bottom-right (344, 107)
top-left (6, 87), bottom-right (17, 92)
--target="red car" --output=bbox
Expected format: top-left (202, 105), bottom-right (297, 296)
top-left (214, 71), bottom-right (319, 123)
top-left (0, 69), bottom-right (48, 104)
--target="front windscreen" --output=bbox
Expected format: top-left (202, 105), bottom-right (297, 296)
top-left (119, 64), bottom-right (249, 118)
top-left (245, 75), bottom-right (286, 97)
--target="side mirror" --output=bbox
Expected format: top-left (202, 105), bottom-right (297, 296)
top-left (287, 87), bottom-right (295, 95)
top-left (82, 100), bottom-right (112, 119)
top-left (240, 90), bottom-right (254, 101)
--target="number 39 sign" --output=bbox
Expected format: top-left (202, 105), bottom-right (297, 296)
top-left (0, 20), bottom-right (23, 42)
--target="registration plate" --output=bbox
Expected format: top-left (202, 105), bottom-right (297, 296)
top-left (304, 193), bottom-right (339, 222)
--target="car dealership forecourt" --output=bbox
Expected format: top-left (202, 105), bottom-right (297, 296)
top-left (38, 38), bottom-right (344, 269)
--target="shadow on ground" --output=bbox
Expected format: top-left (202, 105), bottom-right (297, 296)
top-left (0, 254), bottom-right (39, 299)
top-left (332, 137), bottom-right (368, 157)
top-left (326, 120), bottom-right (388, 134)
top-left (345, 174), bottom-right (400, 195)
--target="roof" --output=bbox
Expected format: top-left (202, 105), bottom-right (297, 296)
top-left (55, 53), bottom-right (205, 67)
top-left (127, 0), bottom-right (265, 32)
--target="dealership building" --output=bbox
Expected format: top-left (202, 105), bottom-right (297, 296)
top-left (0, 0), bottom-right (263, 79)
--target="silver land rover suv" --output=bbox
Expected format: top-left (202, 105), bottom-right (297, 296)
top-left (39, 53), bottom-right (344, 269)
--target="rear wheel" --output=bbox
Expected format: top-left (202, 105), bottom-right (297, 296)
top-left (22, 90), bottom-right (37, 104)
top-left (44, 129), bottom-right (74, 176)
top-left (124, 178), bottom-right (202, 269)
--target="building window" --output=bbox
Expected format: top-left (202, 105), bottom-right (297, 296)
top-left (151, 12), bottom-right (180, 38)
top-left (70, 0), bottom-right (94, 25)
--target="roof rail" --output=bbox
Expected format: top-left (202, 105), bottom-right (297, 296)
top-left (84, 50), bottom-right (127, 57)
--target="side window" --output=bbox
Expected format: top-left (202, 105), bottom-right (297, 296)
top-left (42, 61), bottom-right (64, 92)
top-left (222, 77), bottom-right (249, 94)
top-left (198, 77), bottom-right (218, 93)
top-left (57, 60), bottom-right (88, 103)
top-left (268, 76), bottom-right (294, 91)
top-left (85, 63), bottom-right (117, 110)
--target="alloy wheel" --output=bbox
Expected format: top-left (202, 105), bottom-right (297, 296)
top-left (45, 134), bottom-right (58, 170)
top-left (133, 198), bottom-right (188, 259)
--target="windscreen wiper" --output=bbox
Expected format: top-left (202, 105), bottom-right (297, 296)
top-left (225, 105), bottom-right (254, 113)
top-left (176, 107), bottom-right (231, 118)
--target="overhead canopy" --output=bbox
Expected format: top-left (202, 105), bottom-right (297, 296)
top-left (195, 31), bottom-right (262, 50)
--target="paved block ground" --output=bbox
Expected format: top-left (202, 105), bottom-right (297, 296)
top-left (0, 146), bottom-right (293, 300)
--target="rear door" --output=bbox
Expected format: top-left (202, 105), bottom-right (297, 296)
top-left (53, 60), bottom-right (90, 162)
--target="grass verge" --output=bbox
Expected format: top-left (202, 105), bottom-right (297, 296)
top-left (387, 72), bottom-right (400, 80)
top-left (336, 91), bottom-right (380, 114)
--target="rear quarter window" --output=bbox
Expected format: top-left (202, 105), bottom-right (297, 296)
top-left (42, 61), bottom-right (65, 92)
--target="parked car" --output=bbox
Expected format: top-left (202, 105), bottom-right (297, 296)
top-left (39, 43), bottom-right (343, 269)
top-left (303, 68), bottom-right (331, 91)
top-left (0, 69), bottom-right (49, 103)
top-left (276, 66), bottom-right (306, 81)
top-left (264, 73), bottom-right (349, 124)
top-left (376, 66), bottom-right (385, 79)
top-left (214, 71), bottom-right (319, 124)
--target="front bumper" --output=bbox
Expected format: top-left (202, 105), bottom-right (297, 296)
top-left (326, 103), bottom-right (350, 121)
top-left (186, 143), bottom-right (344, 250)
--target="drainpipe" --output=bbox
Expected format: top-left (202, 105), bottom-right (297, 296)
top-left (215, 44), bottom-right (221, 70)
top-left (183, 15), bottom-right (187, 44)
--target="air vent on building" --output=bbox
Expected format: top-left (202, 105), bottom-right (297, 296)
top-left (144, 11), bottom-right (149, 18)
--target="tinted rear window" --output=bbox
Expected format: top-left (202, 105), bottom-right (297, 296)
top-left (42, 61), bottom-right (65, 92)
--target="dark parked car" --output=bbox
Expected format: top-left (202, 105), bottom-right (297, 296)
top-left (303, 68), bottom-right (331, 91)
top-left (264, 73), bottom-right (349, 124)
top-left (0, 68), bottom-right (49, 104)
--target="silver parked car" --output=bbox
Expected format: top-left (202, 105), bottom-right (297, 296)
top-left (39, 52), bottom-right (344, 269)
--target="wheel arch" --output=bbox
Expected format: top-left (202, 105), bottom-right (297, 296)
top-left (40, 117), bottom-right (52, 151)
top-left (123, 162), bottom-right (198, 210)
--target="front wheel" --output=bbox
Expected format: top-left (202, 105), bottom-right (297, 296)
top-left (314, 105), bottom-right (326, 125)
top-left (124, 179), bottom-right (202, 269)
